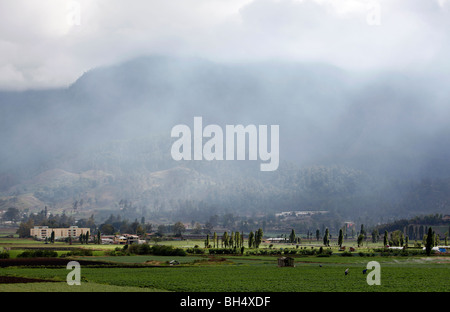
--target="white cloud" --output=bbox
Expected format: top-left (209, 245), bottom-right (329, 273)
top-left (0, 0), bottom-right (449, 90)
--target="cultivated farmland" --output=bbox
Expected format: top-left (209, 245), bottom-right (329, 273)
top-left (0, 235), bottom-right (449, 292)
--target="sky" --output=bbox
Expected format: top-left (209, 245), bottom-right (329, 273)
top-left (0, 0), bottom-right (449, 90)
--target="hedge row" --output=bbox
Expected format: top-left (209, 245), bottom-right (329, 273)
top-left (127, 243), bottom-right (187, 256)
top-left (17, 250), bottom-right (58, 258)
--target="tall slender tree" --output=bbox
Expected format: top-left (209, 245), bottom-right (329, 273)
top-left (205, 234), bottom-right (210, 248)
top-left (248, 231), bottom-right (254, 248)
top-left (338, 228), bottom-right (343, 247)
top-left (289, 229), bottom-right (296, 243)
top-left (255, 228), bottom-right (263, 248)
top-left (323, 228), bottom-right (330, 246)
top-left (426, 227), bottom-right (434, 256)
top-left (222, 232), bottom-right (229, 248)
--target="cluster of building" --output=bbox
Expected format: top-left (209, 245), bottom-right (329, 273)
top-left (30, 226), bottom-right (145, 245)
top-left (275, 210), bottom-right (328, 220)
top-left (100, 234), bottom-right (146, 245)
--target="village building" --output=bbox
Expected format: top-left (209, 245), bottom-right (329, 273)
top-left (101, 234), bottom-right (145, 245)
top-left (30, 226), bottom-right (90, 240)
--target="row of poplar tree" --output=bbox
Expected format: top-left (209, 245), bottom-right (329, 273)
top-left (204, 228), bottom-right (264, 249)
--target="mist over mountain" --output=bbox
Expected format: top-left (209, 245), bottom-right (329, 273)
top-left (1, 55), bottom-right (449, 225)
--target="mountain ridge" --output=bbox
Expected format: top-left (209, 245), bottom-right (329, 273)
top-left (1, 55), bottom-right (449, 224)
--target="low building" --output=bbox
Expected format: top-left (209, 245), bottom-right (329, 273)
top-left (110, 234), bottom-right (145, 244)
top-left (422, 246), bottom-right (450, 253)
top-left (114, 235), bottom-right (127, 244)
top-left (126, 235), bottom-right (140, 245)
top-left (30, 226), bottom-right (90, 240)
top-left (101, 236), bottom-right (114, 244)
top-left (266, 238), bottom-right (286, 243)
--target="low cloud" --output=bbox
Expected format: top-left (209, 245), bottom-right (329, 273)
top-left (0, 0), bottom-right (449, 90)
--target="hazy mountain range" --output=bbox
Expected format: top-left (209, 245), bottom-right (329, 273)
top-left (1, 55), bottom-right (449, 225)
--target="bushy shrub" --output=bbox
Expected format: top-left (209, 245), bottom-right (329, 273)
top-left (256, 249), bottom-right (282, 256)
top-left (374, 248), bottom-right (426, 256)
top-left (127, 243), bottom-right (186, 256)
top-left (406, 249), bottom-right (426, 256)
top-left (0, 250), bottom-right (9, 259)
top-left (186, 247), bottom-right (205, 254)
top-left (151, 244), bottom-right (186, 256)
top-left (208, 248), bottom-right (237, 255)
top-left (297, 249), bottom-right (316, 256)
top-left (104, 249), bottom-right (127, 256)
top-left (17, 249), bottom-right (58, 258)
top-left (127, 243), bottom-right (151, 255)
top-left (64, 248), bottom-right (93, 257)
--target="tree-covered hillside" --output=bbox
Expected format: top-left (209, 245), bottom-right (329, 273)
top-left (1, 56), bottom-right (450, 225)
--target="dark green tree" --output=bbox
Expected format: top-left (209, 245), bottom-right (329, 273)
top-left (338, 228), bottom-right (343, 247)
top-left (234, 232), bottom-right (240, 248)
top-left (173, 221), bottom-right (186, 237)
top-left (357, 234), bottom-right (364, 247)
top-left (16, 219), bottom-right (34, 238)
top-left (205, 234), bottom-right (210, 248)
top-left (426, 227), bottom-right (434, 256)
top-left (248, 231), bottom-right (254, 248)
top-left (50, 230), bottom-right (55, 244)
top-left (323, 228), bottom-right (330, 246)
top-left (100, 224), bottom-right (114, 235)
top-left (372, 229), bottom-right (379, 243)
top-left (2, 207), bottom-right (21, 223)
top-left (255, 228), bottom-right (263, 248)
top-left (289, 229), bottom-right (296, 243)
top-left (222, 232), bottom-right (229, 248)
top-left (213, 232), bottom-right (217, 248)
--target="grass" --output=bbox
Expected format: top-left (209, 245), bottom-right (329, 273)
top-left (0, 281), bottom-right (167, 292)
top-left (1, 254), bottom-right (449, 292)
top-left (1, 235), bottom-right (449, 292)
top-left (76, 255), bottom-right (203, 264)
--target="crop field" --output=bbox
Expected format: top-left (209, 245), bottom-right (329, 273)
top-left (1, 233), bottom-right (449, 293)
top-left (0, 254), bottom-right (449, 292)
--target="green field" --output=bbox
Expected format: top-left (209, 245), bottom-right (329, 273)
top-left (1, 234), bottom-right (449, 293)
top-left (0, 281), bottom-right (167, 292)
top-left (1, 254), bottom-right (449, 292)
